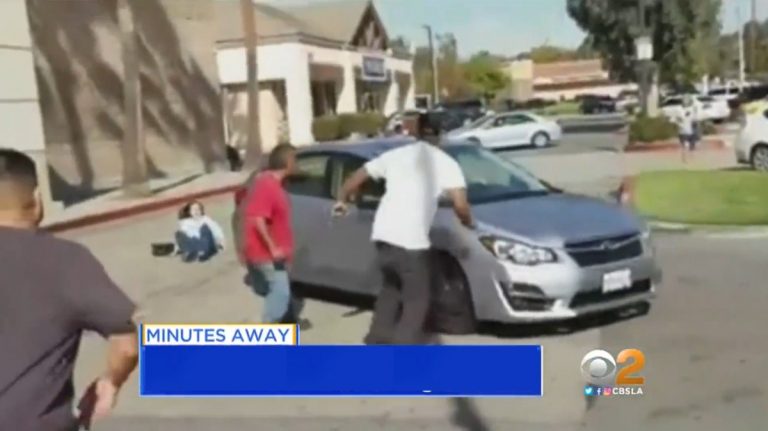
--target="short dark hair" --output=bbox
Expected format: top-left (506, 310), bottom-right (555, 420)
top-left (178, 201), bottom-right (204, 220)
top-left (0, 148), bottom-right (37, 189)
top-left (267, 143), bottom-right (296, 170)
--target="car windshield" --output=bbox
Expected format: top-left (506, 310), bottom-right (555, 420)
top-left (442, 145), bottom-right (549, 203)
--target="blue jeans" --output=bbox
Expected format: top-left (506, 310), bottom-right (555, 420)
top-left (175, 224), bottom-right (217, 262)
top-left (247, 262), bottom-right (304, 323)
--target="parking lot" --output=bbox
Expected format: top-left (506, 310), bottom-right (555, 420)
top-left (66, 133), bottom-right (768, 431)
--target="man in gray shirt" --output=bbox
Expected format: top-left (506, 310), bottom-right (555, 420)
top-left (0, 149), bottom-right (139, 430)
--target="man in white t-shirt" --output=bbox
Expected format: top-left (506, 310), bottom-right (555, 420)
top-left (333, 114), bottom-right (475, 344)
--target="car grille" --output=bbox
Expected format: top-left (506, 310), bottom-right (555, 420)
top-left (565, 233), bottom-right (643, 267)
top-left (570, 279), bottom-right (652, 308)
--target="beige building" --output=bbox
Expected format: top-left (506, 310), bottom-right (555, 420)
top-left (504, 58), bottom-right (635, 102)
top-left (21, 0), bottom-right (226, 205)
top-left (0, 0), bottom-right (56, 207)
top-left (216, 0), bottom-right (415, 151)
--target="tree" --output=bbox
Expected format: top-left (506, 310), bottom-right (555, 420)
top-left (117, 0), bottom-right (149, 196)
top-left (528, 45), bottom-right (583, 63)
top-left (240, 0), bottom-right (262, 168)
top-left (436, 33), bottom-right (472, 98)
top-left (566, 0), bottom-right (722, 85)
top-left (463, 52), bottom-right (510, 103)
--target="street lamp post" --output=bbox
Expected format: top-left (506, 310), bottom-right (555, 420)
top-left (635, 35), bottom-right (654, 116)
top-left (423, 24), bottom-right (439, 107)
top-left (635, 0), bottom-right (655, 116)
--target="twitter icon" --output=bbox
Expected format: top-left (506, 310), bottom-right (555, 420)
top-left (584, 386), bottom-right (594, 396)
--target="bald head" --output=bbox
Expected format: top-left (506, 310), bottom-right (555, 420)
top-left (0, 149), bottom-right (38, 211)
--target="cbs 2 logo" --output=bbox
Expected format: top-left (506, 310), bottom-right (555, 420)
top-left (580, 349), bottom-right (645, 386)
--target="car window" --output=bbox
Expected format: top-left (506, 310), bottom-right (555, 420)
top-left (330, 155), bottom-right (385, 205)
top-left (662, 98), bottom-right (682, 107)
top-left (285, 154), bottom-right (331, 198)
top-left (494, 115), bottom-right (532, 127)
top-left (698, 96), bottom-right (714, 103)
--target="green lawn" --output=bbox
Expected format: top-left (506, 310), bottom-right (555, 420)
top-left (533, 101), bottom-right (581, 116)
top-left (633, 170), bottom-right (768, 225)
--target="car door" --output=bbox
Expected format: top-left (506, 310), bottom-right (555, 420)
top-left (478, 115), bottom-right (522, 148)
top-left (321, 154), bottom-right (386, 295)
top-left (283, 153), bottom-right (337, 287)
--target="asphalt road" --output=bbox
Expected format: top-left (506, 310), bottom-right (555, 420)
top-left (63, 191), bottom-right (768, 430)
top-left (496, 131), bottom-right (627, 158)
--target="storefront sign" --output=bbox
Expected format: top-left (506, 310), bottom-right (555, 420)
top-left (362, 56), bottom-right (387, 81)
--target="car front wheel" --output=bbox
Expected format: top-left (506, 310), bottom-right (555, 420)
top-left (430, 252), bottom-right (477, 335)
top-left (751, 144), bottom-right (768, 171)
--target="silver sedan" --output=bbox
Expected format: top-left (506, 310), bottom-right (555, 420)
top-left (257, 137), bottom-right (661, 331)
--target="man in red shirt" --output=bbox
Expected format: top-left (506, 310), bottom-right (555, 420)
top-left (240, 144), bottom-right (305, 324)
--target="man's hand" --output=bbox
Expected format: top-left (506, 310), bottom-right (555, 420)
top-left (270, 246), bottom-right (286, 260)
top-left (77, 376), bottom-right (119, 429)
top-left (332, 201), bottom-right (349, 217)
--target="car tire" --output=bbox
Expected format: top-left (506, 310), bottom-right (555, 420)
top-left (531, 131), bottom-right (550, 148)
top-left (429, 252), bottom-right (477, 335)
top-left (751, 144), bottom-right (768, 171)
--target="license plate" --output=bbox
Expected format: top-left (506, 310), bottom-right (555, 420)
top-left (602, 269), bottom-right (632, 293)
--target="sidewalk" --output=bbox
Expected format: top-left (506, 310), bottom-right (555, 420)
top-left (43, 171), bottom-right (249, 233)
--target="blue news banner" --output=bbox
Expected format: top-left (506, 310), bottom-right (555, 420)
top-left (139, 324), bottom-right (543, 397)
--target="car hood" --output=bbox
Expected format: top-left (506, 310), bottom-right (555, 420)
top-left (470, 193), bottom-right (643, 247)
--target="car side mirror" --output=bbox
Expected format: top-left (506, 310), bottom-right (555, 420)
top-left (541, 180), bottom-right (563, 193)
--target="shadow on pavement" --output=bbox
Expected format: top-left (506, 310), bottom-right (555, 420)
top-left (478, 301), bottom-right (650, 339)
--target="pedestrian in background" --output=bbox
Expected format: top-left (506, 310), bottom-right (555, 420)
top-left (674, 95), bottom-right (700, 163)
top-left (333, 114), bottom-right (475, 345)
top-left (239, 144), bottom-right (308, 327)
top-left (0, 149), bottom-right (138, 431)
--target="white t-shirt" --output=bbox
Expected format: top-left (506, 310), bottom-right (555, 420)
top-left (178, 216), bottom-right (226, 248)
top-left (364, 141), bottom-right (466, 250)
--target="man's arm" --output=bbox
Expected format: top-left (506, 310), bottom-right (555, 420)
top-left (104, 331), bottom-right (139, 387)
top-left (446, 188), bottom-right (474, 228)
top-left (253, 217), bottom-right (282, 258)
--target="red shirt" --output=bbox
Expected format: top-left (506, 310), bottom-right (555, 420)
top-left (242, 172), bottom-right (293, 263)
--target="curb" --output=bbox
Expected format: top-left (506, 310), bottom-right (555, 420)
top-left (624, 138), bottom-right (726, 153)
top-left (43, 183), bottom-right (241, 234)
top-left (617, 176), bottom-right (768, 236)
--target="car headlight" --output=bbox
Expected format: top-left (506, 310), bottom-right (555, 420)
top-left (479, 235), bottom-right (557, 265)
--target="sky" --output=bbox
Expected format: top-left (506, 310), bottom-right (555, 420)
top-left (262, 0), bottom-right (768, 58)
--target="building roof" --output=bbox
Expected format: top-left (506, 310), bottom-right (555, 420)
top-left (533, 59), bottom-right (607, 83)
top-left (216, 0), bottom-right (376, 46)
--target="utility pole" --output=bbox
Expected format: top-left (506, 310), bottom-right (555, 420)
top-left (117, 0), bottom-right (149, 196)
top-left (738, 5), bottom-right (746, 91)
top-left (423, 24), bottom-right (439, 107)
top-left (750, 0), bottom-right (757, 75)
top-left (240, 0), bottom-right (262, 168)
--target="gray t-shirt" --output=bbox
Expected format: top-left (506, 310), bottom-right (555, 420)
top-left (0, 227), bottom-right (136, 431)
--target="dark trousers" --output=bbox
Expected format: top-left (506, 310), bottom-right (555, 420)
top-left (365, 241), bottom-right (433, 345)
top-left (175, 225), bottom-right (217, 262)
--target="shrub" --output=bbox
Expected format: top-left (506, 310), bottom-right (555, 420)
top-left (629, 115), bottom-right (678, 143)
top-left (338, 112), bottom-right (386, 138)
top-left (312, 116), bottom-right (341, 142)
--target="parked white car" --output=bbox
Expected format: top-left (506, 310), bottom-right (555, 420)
top-left (661, 95), bottom-right (730, 123)
top-left (444, 112), bottom-right (562, 149)
top-left (735, 101), bottom-right (768, 171)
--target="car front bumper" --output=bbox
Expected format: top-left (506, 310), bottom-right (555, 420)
top-left (466, 240), bottom-right (661, 323)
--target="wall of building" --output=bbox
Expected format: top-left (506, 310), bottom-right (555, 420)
top-left (0, 0), bottom-right (56, 206)
top-left (28, 0), bottom-right (226, 204)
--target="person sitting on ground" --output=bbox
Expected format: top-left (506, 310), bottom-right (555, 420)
top-left (175, 201), bottom-right (225, 262)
